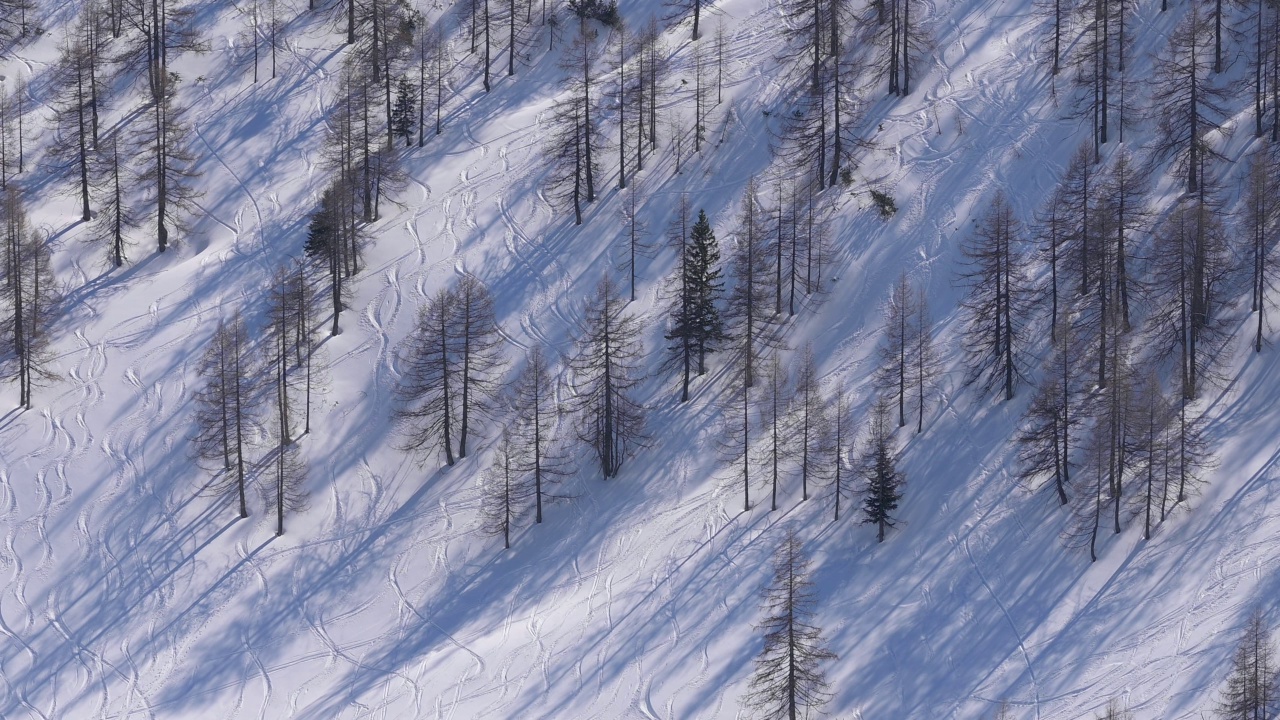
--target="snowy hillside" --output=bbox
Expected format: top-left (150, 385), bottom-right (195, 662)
top-left (2, 0), bottom-right (1279, 716)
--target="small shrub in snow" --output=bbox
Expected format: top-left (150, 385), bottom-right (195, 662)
top-left (870, 189), bottom-right (897, 219)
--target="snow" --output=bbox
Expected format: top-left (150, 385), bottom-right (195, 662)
top-left (1, 0), bottom-right (1278, 716)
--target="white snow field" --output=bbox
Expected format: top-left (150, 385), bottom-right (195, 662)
top-left (1, 0), bottom-right (1278, 715)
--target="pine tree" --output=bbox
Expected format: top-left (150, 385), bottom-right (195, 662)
top-left (743, 526), bottom-right (836, 720)
top-left (859, 396), bottom-right (904, 542)
top-left (665, 208), bottom-right (725, 401)
top-left (304, 178), bottom-right (360, 337)
top-left (391, 75), bottom-right (416, 147)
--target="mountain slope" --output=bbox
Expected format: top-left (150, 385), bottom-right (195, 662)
top-left (1, 0), bottom-right (1278, 717)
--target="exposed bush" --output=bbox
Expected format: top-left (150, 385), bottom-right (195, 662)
top-left (871, 189), bottom-right (897, 219)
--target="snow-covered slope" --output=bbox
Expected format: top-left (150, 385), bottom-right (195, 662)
top-left (2, 0), bottom-right (1278, 717)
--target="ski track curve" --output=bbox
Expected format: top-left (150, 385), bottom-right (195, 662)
top-left (964, 532), bottom-right (1041, 719)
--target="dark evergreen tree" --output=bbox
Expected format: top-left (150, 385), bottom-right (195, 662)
top-left (391, 75), bottom-right (416, 147)
top-left (858, 395), bottom-right (904, 542)
top-left (665, 208), bottom-right (725, 401)
top-left (743, 526), bottom-right (836, 720)
top-left (304, 178), bottom-right (360, 336)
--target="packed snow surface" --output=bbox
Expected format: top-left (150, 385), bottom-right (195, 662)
top-left (1, 0), bottom-right (1278, 716)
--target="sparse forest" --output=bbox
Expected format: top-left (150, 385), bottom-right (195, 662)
top-left (2, 0), bottom-right (1279, 712)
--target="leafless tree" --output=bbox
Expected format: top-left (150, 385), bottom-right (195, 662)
top-left (567, 276), bottom-right (647, 479)
top-left (1, 192), bottom-right (57, 409)
top-left (958, 192), bottom-right (1029, 401)
top-left (743, 526), bottom-right (836, 719)
top-left (191, 316), bottom-right (255, 518)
